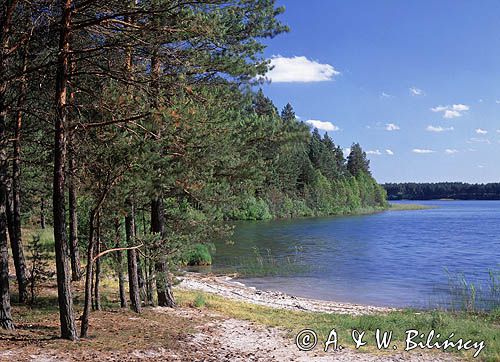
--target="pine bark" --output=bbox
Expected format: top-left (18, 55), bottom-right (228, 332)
top-left (68, 57), bottom-right (81, 282)
top-left (40, 198), bottom-right (45, 229)
top-left (93, 215), bottom-right (101, 311)
top-left (114, 219), bottom-right (127, 308)
top-left (0, 0), bottom-right (17, 331)
top-left (80, 210), bottom-right (96, 338)
top-left (151, 197), bottom-right (175, 308)
top-left (9, 41), bottom-right (29, 303)
top-left (125, 202), bottom-right (141, 313)
top-left (53, 0), bottom-right (77, 340)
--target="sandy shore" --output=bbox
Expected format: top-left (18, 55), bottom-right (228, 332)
top-left (177, 272), bottom-right (395, 316)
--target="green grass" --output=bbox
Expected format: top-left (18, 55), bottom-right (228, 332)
top-left (23, 227), bottom-right (55, 254)
top-left (389, 203), bottom-right (436, 211)
top-left (176, 289), bottom-right (500, 361)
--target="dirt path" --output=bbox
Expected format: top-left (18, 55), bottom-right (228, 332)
top-left (162, 308), bottom-right (459, 362)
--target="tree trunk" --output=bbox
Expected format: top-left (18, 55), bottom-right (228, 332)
top-left (40, 197), bottom-right (45, 229)
top-left (0, 0), bottom-right (18, 331)
top-left (68, 175), bottom-right (81, 281)
top-left (9, 40), bottom-right (29, 304)
top-left (136, 252), bottom-right (147, 304)
top-left (6, 193), bottom-right (27, 303)
top-left (80, 210), bottom-right (96, 338)
top-left (68, 55), bottom-right (81, 282)
top-left (53, 0), bottom-right (77, 340)
top-left (151, 197), bottom-right (175, 308)
top-left (93, 214), bottom-right (101, 311)
top-left (114, 219), bottom-right (127, 308)
top-left (125, 202), bottom-right (141, 313)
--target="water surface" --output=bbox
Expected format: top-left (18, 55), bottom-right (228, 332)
top-left (209, 201), bottom-right (500, 309)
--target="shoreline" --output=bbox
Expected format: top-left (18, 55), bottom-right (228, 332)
top-left (177, 272), bottom-right (396, 315)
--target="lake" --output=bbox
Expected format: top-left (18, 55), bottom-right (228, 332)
top-left (208, 200), bottom-right (500, 309)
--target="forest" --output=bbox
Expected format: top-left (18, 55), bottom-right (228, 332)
top-left (384, 182), bottom-right (500, 200)
top-left (0, 0), bottom-right (386, 341)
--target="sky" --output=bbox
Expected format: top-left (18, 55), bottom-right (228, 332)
top-left (259, 0), bottom-right (500, 183)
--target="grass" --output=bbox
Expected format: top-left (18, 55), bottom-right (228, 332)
top-left (389, 203), bottom-right (436, 211)
top-left (176, 289), bottom-right (500, 361)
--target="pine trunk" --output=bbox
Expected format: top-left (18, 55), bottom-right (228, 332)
top-left (53, 0), bottom-right (77, 340)
top-left (80, 211), bottom-right (96, 338)
top-left (68, 56), bottom-right (81, 282)
top-left (9, 43), bottom-right (29, 303)
top-left (40, 198), bottom-right (45, 229)
top-left (125, 203), bottom-right (141, 313)
top-left (151, 197), bottom-right (175, 308)
top-left (93, 215), bottom-right (101, 311)
top-left (0, 0), bottom-right (17, 331)
top-left (114, 219), bottom-right (127, 308)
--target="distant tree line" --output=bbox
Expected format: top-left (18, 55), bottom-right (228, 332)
top-left (383, 182), bottom-right (500, 200)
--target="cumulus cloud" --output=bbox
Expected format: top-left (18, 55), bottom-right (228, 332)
top-left (385, 123), bottom-right (400, 131)
top-left (475, 128), bottom-right (488, 135)
top-left (409, 87), bottom-right (424, 96)
top-left (366, 150), bottom-right (382, 155)
top-left (386, 149), bottom-right (394, 155)
top-left (445, 149), bottom-right (459, 154)
top-left (431, 104), bottom-right (470, 119)
top-left (413, 149), bottom-right (435, 154)
top-left (426, 125), bottom-right (454, 132)
top-left (264, 56), bottom-right (340, 83)
top-left (306, 120), bottom-right (340, 132)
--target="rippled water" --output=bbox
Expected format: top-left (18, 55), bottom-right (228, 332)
top-left (209, 201), bottom-right (500, 309)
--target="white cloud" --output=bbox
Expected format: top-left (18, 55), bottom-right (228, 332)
top-left (497, 129), bottom-right (500, 133)
top-left (413, 149), bottom-right (435, 154)
top-left (478, 165), bottom-right (485, 169)
top-left (468, 137), bottom-right (491, 144)
top-left (475, 128), bottom-right (488, 135)
top-left (452, 104), bottom-right (469, 112)
top-left (385, 123), bottom-right (400, 131)
top-left (366, 150), bottom-right (382, 155)
top-left (264, 56), bottom-right (340, 83)
top-left (381, 92), bottom-right (393, 99)
top-left (386, 149), bottom-right (394, 155)
top-left (445, 149), bottom-right (459, 154)
top-left (343, 148), bottom-right (351, 157)
top-left (431, 104), bottom-right (470, 119)
top-left (409, 87), bottom-right (424, 96)
top-left (443, 110), bottom-right (461, 119)
top-left (426, 125), bottom-right (454, 132)
top-left (306, 120), bottom-right (340, 132)
top-left (496, 100), bottom-right (500, 104)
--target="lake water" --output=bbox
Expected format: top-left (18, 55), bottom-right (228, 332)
top-left (209, 200), bottom-right (500, 309)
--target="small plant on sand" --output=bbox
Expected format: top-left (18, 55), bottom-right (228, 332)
top-left (193, 293), bottom-right (207, 308)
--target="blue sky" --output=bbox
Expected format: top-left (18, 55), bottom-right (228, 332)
top-left (260, 0), bottom-right (500, 183)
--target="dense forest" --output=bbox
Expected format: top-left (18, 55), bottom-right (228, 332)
top-left (0, 0), bottom-right (386, 340)
top-left (384, 183), bottom-right (500, 200)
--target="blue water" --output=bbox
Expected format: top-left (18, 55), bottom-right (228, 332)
top-left (210, 200), bottom-right (500, 309)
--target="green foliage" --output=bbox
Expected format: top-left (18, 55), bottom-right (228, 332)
top-left (228, 196), bottom-right (273, 221)
top-left (181, 243), bottom-right (215, 266)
